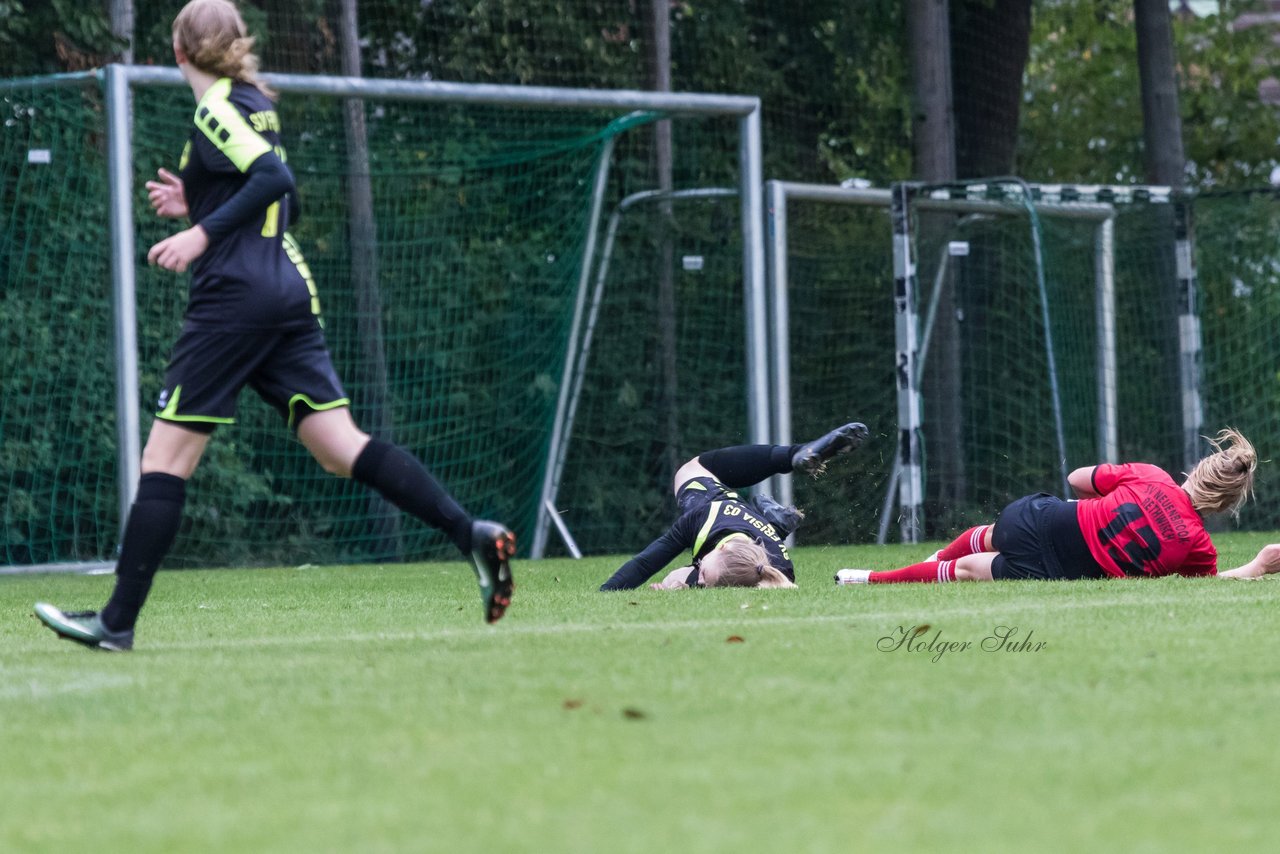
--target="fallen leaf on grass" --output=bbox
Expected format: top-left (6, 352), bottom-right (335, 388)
top-left (622, 707), bottom-right (647, 720)
top-left (726, 635), bottom-right (745, 643)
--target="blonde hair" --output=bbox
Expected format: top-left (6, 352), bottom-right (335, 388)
top-left (708, 538), bottom-right (795, 588)
top-left (1182, 427), bottom-right (1256, 517)
top-left (173, 0), bottom-right (272, 97)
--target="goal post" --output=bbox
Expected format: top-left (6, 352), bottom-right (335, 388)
top-left (531, 186), bottom-right (741, 559)
top-left (765, 179), bottom-right (1121, 544)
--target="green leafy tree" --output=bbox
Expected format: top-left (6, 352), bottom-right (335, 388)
top-left (1020, 0), bottom-right (1280, 188)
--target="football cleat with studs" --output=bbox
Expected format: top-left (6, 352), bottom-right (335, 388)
top-left (791, 421), bottom-right (869, 478)
top-left (33, 602), bottom-right (134, 651)
top-left (468, 520), bottom-right (516, 624)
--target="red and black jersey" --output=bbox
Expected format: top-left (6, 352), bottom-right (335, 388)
top-left (1075, 463), bottom-right (1216, 578)
top-left (178, 77), bottom-right (316, 331)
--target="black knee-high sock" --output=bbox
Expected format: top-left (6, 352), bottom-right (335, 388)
top-left (100, 472), bottom-right (186, 632)
top-left (697, 444), bottom-right (801, 488)
top-left (351, 439), bottom-right (473, 552)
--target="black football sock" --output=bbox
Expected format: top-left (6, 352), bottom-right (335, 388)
top-left (100, 472), bottom-right (187, 633)
top-left (352, 439), bottom-right (473, 553)
top-left (696, 444), bottom-right (801, 488)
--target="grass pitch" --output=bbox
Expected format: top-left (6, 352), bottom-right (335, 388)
top-left (4, 533), bottom-right (1280, 853)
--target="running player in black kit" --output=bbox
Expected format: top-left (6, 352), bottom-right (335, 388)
top-left (599, 422), bottom-right (868, 591)
top-left (35, 0), bottom-right (514, 651)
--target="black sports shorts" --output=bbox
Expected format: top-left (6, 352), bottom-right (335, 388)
top-left (991, 493), bottom-right (1106, 581)
top-left (675, 476), bottom-right (740, 515)
top-left (155, 323), bottom-right (349, 432)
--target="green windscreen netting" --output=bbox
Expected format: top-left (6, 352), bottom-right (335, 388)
top-left (1, 80), bottom-right (119, 565)
top-left (10, 74), bottom-right (1280, 568)
top-left (782, 199), bottom-right (896, 545)
top-left (1196, 191), bottom-right (1280, 532)
top-left (1, 75), bottom-right (749, 568)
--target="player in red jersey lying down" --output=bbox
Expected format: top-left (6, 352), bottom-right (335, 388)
top-left (836, 428), bottom-right (1279, 584)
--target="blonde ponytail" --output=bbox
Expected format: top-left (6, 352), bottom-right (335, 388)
top-left (1183, 428), bottom-right (1257, 518)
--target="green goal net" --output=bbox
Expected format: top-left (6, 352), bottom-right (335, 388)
top-left (1194, 190), bottom-right (1280, 532)
top-left (2, 79), bottom-right (120, 567)
top-left (886, 185), bottom-right (1280, 540)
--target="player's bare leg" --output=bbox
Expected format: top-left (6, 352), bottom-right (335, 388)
top-left (300, 406), bottom-right (516, 623)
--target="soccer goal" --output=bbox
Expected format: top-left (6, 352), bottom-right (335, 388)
top-left (0, 65), bottom-right (768, 570)
top-left (764, 179), bottom-right (1200, 545)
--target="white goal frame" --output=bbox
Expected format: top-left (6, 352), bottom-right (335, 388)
top-left (766, 180), bottom-right (1136, 544)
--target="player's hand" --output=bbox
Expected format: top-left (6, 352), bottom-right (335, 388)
top-left (650, 566), bottom-right (694, 590)
top-left (145, 168), bottom-right (188, 219)
top-left (147, 226), bottom-right (209, 273)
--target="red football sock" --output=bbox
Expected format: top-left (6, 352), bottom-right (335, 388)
top-left (937, 525), bottom-right (993, 560)
top-left (869, 560), bottom-right (957, 584)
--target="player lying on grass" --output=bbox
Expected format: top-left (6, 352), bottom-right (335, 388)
top-left (33, 0), bottom-right (514, 653)
top-left (600, 422), bottom-right (869, 591)
top-left (835, 428), bottom-right (1275, 585)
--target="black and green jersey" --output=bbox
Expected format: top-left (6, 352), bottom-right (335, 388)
top-left (599, 496), bottom-right (795, 590)
top-left (178, 77), bottom-right (317, 330)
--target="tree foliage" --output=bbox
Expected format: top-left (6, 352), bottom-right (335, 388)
top-left (1019, 0), bottom-right (1280, 188)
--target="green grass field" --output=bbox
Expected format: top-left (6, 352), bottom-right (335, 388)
top-left (4, 534), bottom-right (1280, 853)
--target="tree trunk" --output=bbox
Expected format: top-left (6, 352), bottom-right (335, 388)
top-left (649, 0), bottom-right (680, 491)
top-left (909, 0), bottom-right (956, 183)
top-left (1134, 0), bottom-right (1187, 186)
top-left (108, 0), bottom-right (133, 63)
top-left (950, 0), bottom-right (1032, 178)
top-left (1134, 0), bottom-right (1192, 475)
top-left (908, 0), bottom-right (965, 531)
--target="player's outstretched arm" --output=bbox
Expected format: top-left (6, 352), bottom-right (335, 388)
top-left (146, 168), bottom-right (188, 219)
top-left (1068, 466), bottom-right (1099, 499)
top-left (601, 526), bottom-right (689, 591)
top-left (1218, 544), bottom-right (1280, 579)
